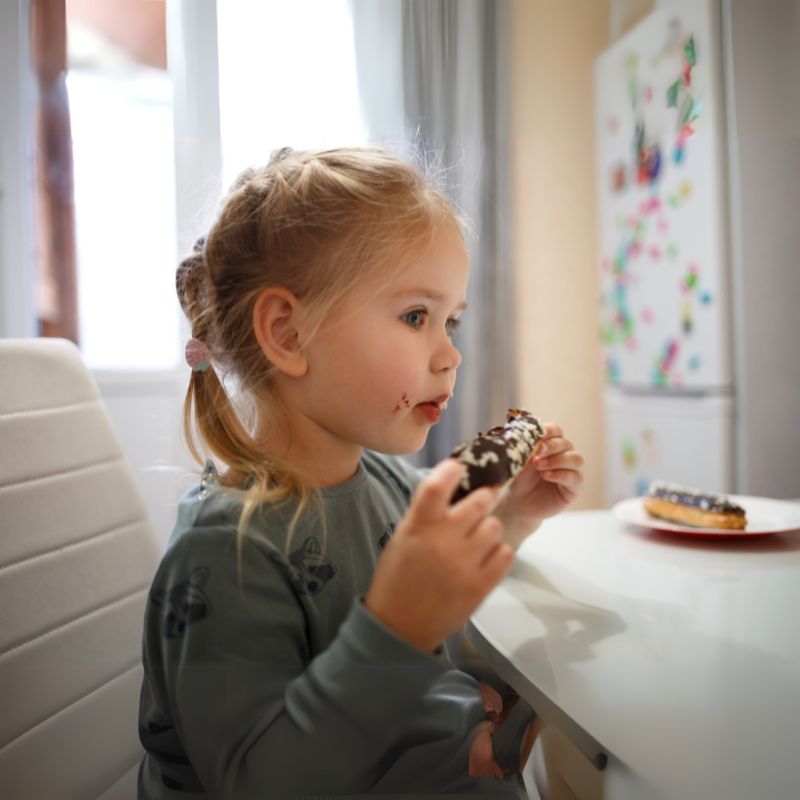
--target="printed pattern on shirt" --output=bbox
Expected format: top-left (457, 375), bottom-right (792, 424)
top-left (150, 567), bottom-right (212, 639)
top-left (378, 522), bottom-right (396, 551)
top-left (285, 536), bottom-right (337, 596)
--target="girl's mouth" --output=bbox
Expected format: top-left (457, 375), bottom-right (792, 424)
top-left (415, 402), bottom-right (442, 423)
top-left (414, 393), bottom-right (449, 423)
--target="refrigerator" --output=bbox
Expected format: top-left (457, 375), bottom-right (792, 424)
top-left (594, 1), bottom-right (734, 503)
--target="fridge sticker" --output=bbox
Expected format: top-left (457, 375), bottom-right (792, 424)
top-left (606, 356), bottom-right (621, 385)
top-left (681, 299), bottom-right (694, 334)
top-left (623, 439), bottom-right (636, 470)
top-left (639, 196), bottom-right (661, 215)
top-left (652, 338), bottom-right (680, 388)
top-left (640, 428), bottom-right (657, 465)
top-left (636, 128), bottom-right (663, 186)
top-left (611, 163), bottom-right (627, 193)
top-left (680, 263), bottom-right (700, 293)
top-left (620, 429), bottom-right (658, 494)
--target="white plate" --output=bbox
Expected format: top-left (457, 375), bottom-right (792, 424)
top-left (613, 495), bottom-right (800, 538)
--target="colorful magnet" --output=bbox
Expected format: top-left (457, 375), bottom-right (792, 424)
top-left (623, 439), bottom-right (637, 471)
top-left (681, 300), bottom-right (694, 334)
top-left (612, 163), bottom-right (627, 192)
top-left (685, 36), bottom-right (696, 67)
top-left (641, 429), bottom-right (657, 466)
top-left (667, 79), bottom-right (680, 108)
top-left (607, 357), bottom-right (621, 385)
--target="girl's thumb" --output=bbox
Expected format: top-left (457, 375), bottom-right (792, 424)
top-left (411, 458), bottom-right (466, 522)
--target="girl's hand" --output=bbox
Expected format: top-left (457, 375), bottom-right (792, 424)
top-left (364, 459), bottom-right (515, 654)
top-left (494, 422), bottom-right (584, 547)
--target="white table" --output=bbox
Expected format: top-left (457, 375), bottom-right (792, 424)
top-left (467, 508), bottom-right (800, 800)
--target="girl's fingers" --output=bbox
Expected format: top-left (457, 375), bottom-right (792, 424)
top-left (535, 436), bottom-right (574, 459)
top-left (411, 459), bottom-right (466, 524)
top-left (542, 422), bottom-right (563, 440)
top-left (450, 485), bottom-right (502, 528)
top-left (466, 514), bottom-right (503, 545)
top-left (479, 682), bottom-right (504, 719)
top-left (479, 540), bottom-right (515, 574)
top-left (538, 467), bottom-right (584, 491)
top-left (535, 450), bottom-right (584, 471)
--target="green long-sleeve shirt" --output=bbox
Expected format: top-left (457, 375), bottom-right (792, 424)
top-left (138, 450), bottom-right (533, 799)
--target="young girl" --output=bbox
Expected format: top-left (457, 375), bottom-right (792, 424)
top-left (138, 147), bottom-right (584, 800)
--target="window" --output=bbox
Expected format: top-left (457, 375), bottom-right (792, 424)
top-left (66, 1), bottom-right (178, 370)
top-left (37, 0), bottom-right (180, 370)
top-left (35, 0), bottom-right (365, 370)
top-left (216, 0), bottom-right (366, 186)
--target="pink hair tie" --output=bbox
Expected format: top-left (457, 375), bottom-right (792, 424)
top-left (185, 338), bottom-right (211, 372)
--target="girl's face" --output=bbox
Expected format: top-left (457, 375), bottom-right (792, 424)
top-left (296, 225), bottom-right (469, 456)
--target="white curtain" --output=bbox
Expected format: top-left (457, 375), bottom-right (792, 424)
top-left (350, 0), bottom-right (516, 465)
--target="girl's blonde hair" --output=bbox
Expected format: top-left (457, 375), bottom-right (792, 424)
top-left (176, 146), bottom-right (463, 551)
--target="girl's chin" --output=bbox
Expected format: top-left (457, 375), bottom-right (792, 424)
top-left (375, 428), bottom-right (430, 456)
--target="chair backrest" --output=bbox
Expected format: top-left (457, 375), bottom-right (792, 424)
top-left (0, 338), bottom-right (161, 799)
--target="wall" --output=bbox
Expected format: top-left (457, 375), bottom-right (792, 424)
top-left (0, 0), bottom-right (36, 339)
top-left (723, 0), bottom-right (800, 497)
top-left (509, 0), bottom-right (614, 509)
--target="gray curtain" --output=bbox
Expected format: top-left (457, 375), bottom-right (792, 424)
top-left (350, 0), bottom-right (516, 467)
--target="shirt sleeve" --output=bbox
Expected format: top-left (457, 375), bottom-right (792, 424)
top-left (141, 526), bottom-right (452, 799)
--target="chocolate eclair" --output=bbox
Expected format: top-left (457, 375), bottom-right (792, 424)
top-left (449, 409), bottom-right (545, 503)
top-left (643, 481), bottom-right (747, 530)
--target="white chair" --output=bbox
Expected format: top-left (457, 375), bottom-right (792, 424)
top-left (0, 338), bottom-right (161, 799)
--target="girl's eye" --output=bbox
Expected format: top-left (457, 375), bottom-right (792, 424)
top-left (402, 309), bottom-right (427, 329)
top-left (445, 318), bottom-right (461, 337)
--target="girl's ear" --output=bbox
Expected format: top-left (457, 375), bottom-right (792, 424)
top-left (252, 287), bottom-right (309, 378)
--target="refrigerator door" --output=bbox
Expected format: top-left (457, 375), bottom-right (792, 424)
top-left (605, 389), bottom-right (733, 504)
top-left (595, 1), bottom-right (732, 391)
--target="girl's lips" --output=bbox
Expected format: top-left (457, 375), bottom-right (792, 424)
top-left (416, 402), bottom-right (442, 422)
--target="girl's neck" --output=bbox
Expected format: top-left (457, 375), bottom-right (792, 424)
top-left (254, 410), bottom-right (363, 489)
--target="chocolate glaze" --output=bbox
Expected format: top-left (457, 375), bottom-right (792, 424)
top-left (646, 480), bottom-right (745, 516)
top-left (449, 409), bottom-right (545, 503)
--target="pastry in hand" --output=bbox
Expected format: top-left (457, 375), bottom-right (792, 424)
top-left (643, 481), bottom-right (747, 530)
top-left (449, 409), bottom-right (545, 504)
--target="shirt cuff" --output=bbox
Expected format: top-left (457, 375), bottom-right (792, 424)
top-left (351, 597), bottom-right (450, 665)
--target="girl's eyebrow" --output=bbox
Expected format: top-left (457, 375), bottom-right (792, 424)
top-left (392, 288), bottom-right (468, 312)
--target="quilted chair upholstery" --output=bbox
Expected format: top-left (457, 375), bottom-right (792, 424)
top-left (0, 338), bottom-right (161, 799)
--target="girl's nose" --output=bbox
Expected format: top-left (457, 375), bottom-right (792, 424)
top-left (432, 335), bottom-right (462, 373)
